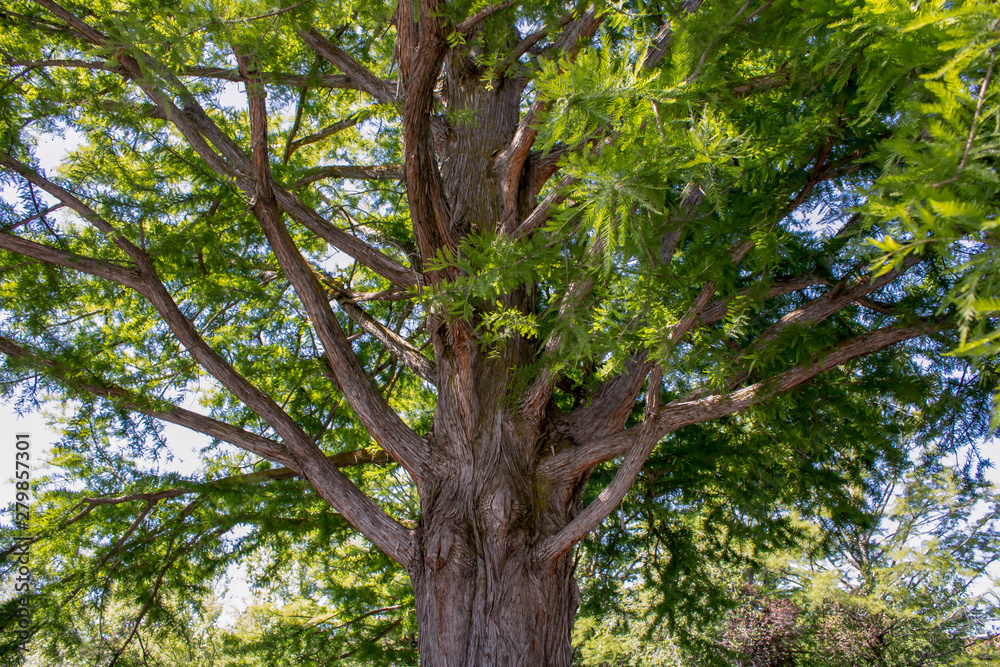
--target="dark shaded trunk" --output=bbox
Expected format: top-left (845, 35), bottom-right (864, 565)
top-left (410, 494), bottom-right (580, 666)
top-left (409, 352), bottom-right (582, 667)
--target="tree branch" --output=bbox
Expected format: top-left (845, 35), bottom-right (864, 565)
top-left (697, 273), bottom-right (829, 326)
top-left (0, 154), bottom-right (151, 266)
top-left (329, 289), bottom-right (436, 384)
top-left (292, 164), bottom-right (403, 188)
top-left (297, 27), bottom-right (395, 104)
top-left (0, 333), bottom-right (299, 469)
top-left (643, 0), bottom-right (702, 68)
top-left (0, 229), bottom-right (142, 288)
top-left (499, 9), bottom-right (603, 230)
top-left (456, 1), bottom-right (514, 33)
top-left (538, 319), bottom-right (943, 489)
top-left (237, 55), bottom-right (424, 563)
top-left (9, 9), bottom-right (419, 562)
top-left (534, 319), bottom-right (943, 561)
top-left (285, 111), bottom-right (371, 160)
top-left (557, 238), bottom-right (753, 444)
top-left (26, 3), bottom-right (418, 288)
top-left (397, 0), bottom-right (455, 275)
top-left (6, 59), bottom-right (360, 90)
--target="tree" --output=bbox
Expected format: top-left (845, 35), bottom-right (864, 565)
top-left (0, 0), bottom-right (998, 664)
top-left (717, 460), bottom-right (1000, 667)
top-left (570, 448), bottom-right (1000, 667)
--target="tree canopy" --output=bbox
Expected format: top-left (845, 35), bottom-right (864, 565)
top-left (1, 0), bottom-right (998, 664)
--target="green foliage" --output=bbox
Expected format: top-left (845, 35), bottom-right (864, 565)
top-left (0, 0), bottom-right (998, 662)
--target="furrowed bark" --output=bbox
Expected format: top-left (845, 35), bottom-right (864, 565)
top-left (398, 0), bottom-right (455, 270)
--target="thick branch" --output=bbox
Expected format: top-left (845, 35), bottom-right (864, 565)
top-left (698, 273), bottom-right (828, 326)
top-left (292, 164), bottom-right (403, 188)
top-left (297, 27), bottom-right (395, 104)
top-left (558, 239), bottom-right (753, 444)
top-left (456, 1), bottom-right (514, 33)
top-left (535, 319), bottom-right (942, 561)
top-left (0, 154), bottom-right (149, 265)
top-left (13, 9), bottom-right (420, 561)
top-left (397, 0), bottom-right (454, 272)
top-left (238, 57), bottom-right (424, 563)
top-left (275, 187), bottom-right (420, 287)
top-left (538, 319), bottom-right (942, 488)
top-left (499, 10), bottom-right (603, 229)
top-left (0, 332), bottom-right (300, 468)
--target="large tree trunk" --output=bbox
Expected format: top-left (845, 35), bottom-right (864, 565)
top-left (410, 512), bottom-right (580, 666)
top-left (404, 49), bottom-right (589, 665)
top-left (410, 338), bottom-right (583, 666)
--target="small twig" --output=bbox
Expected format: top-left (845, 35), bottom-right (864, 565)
top-left (1, 203), bottom-right (65, 232)
top-left (233, 1), bottom-right (311, 24)
top-left (933, 48), bottom-right (996, 188)
top-left (457, 1), bottom-right (515, 33)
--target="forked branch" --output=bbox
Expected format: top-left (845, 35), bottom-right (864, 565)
top-left (536, 319), bottom-right (943, 501)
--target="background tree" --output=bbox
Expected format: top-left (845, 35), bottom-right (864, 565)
top-left (1, 0), bottom-right (998, 664)
top-left (571, 448), bottom-right (1000, 667)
